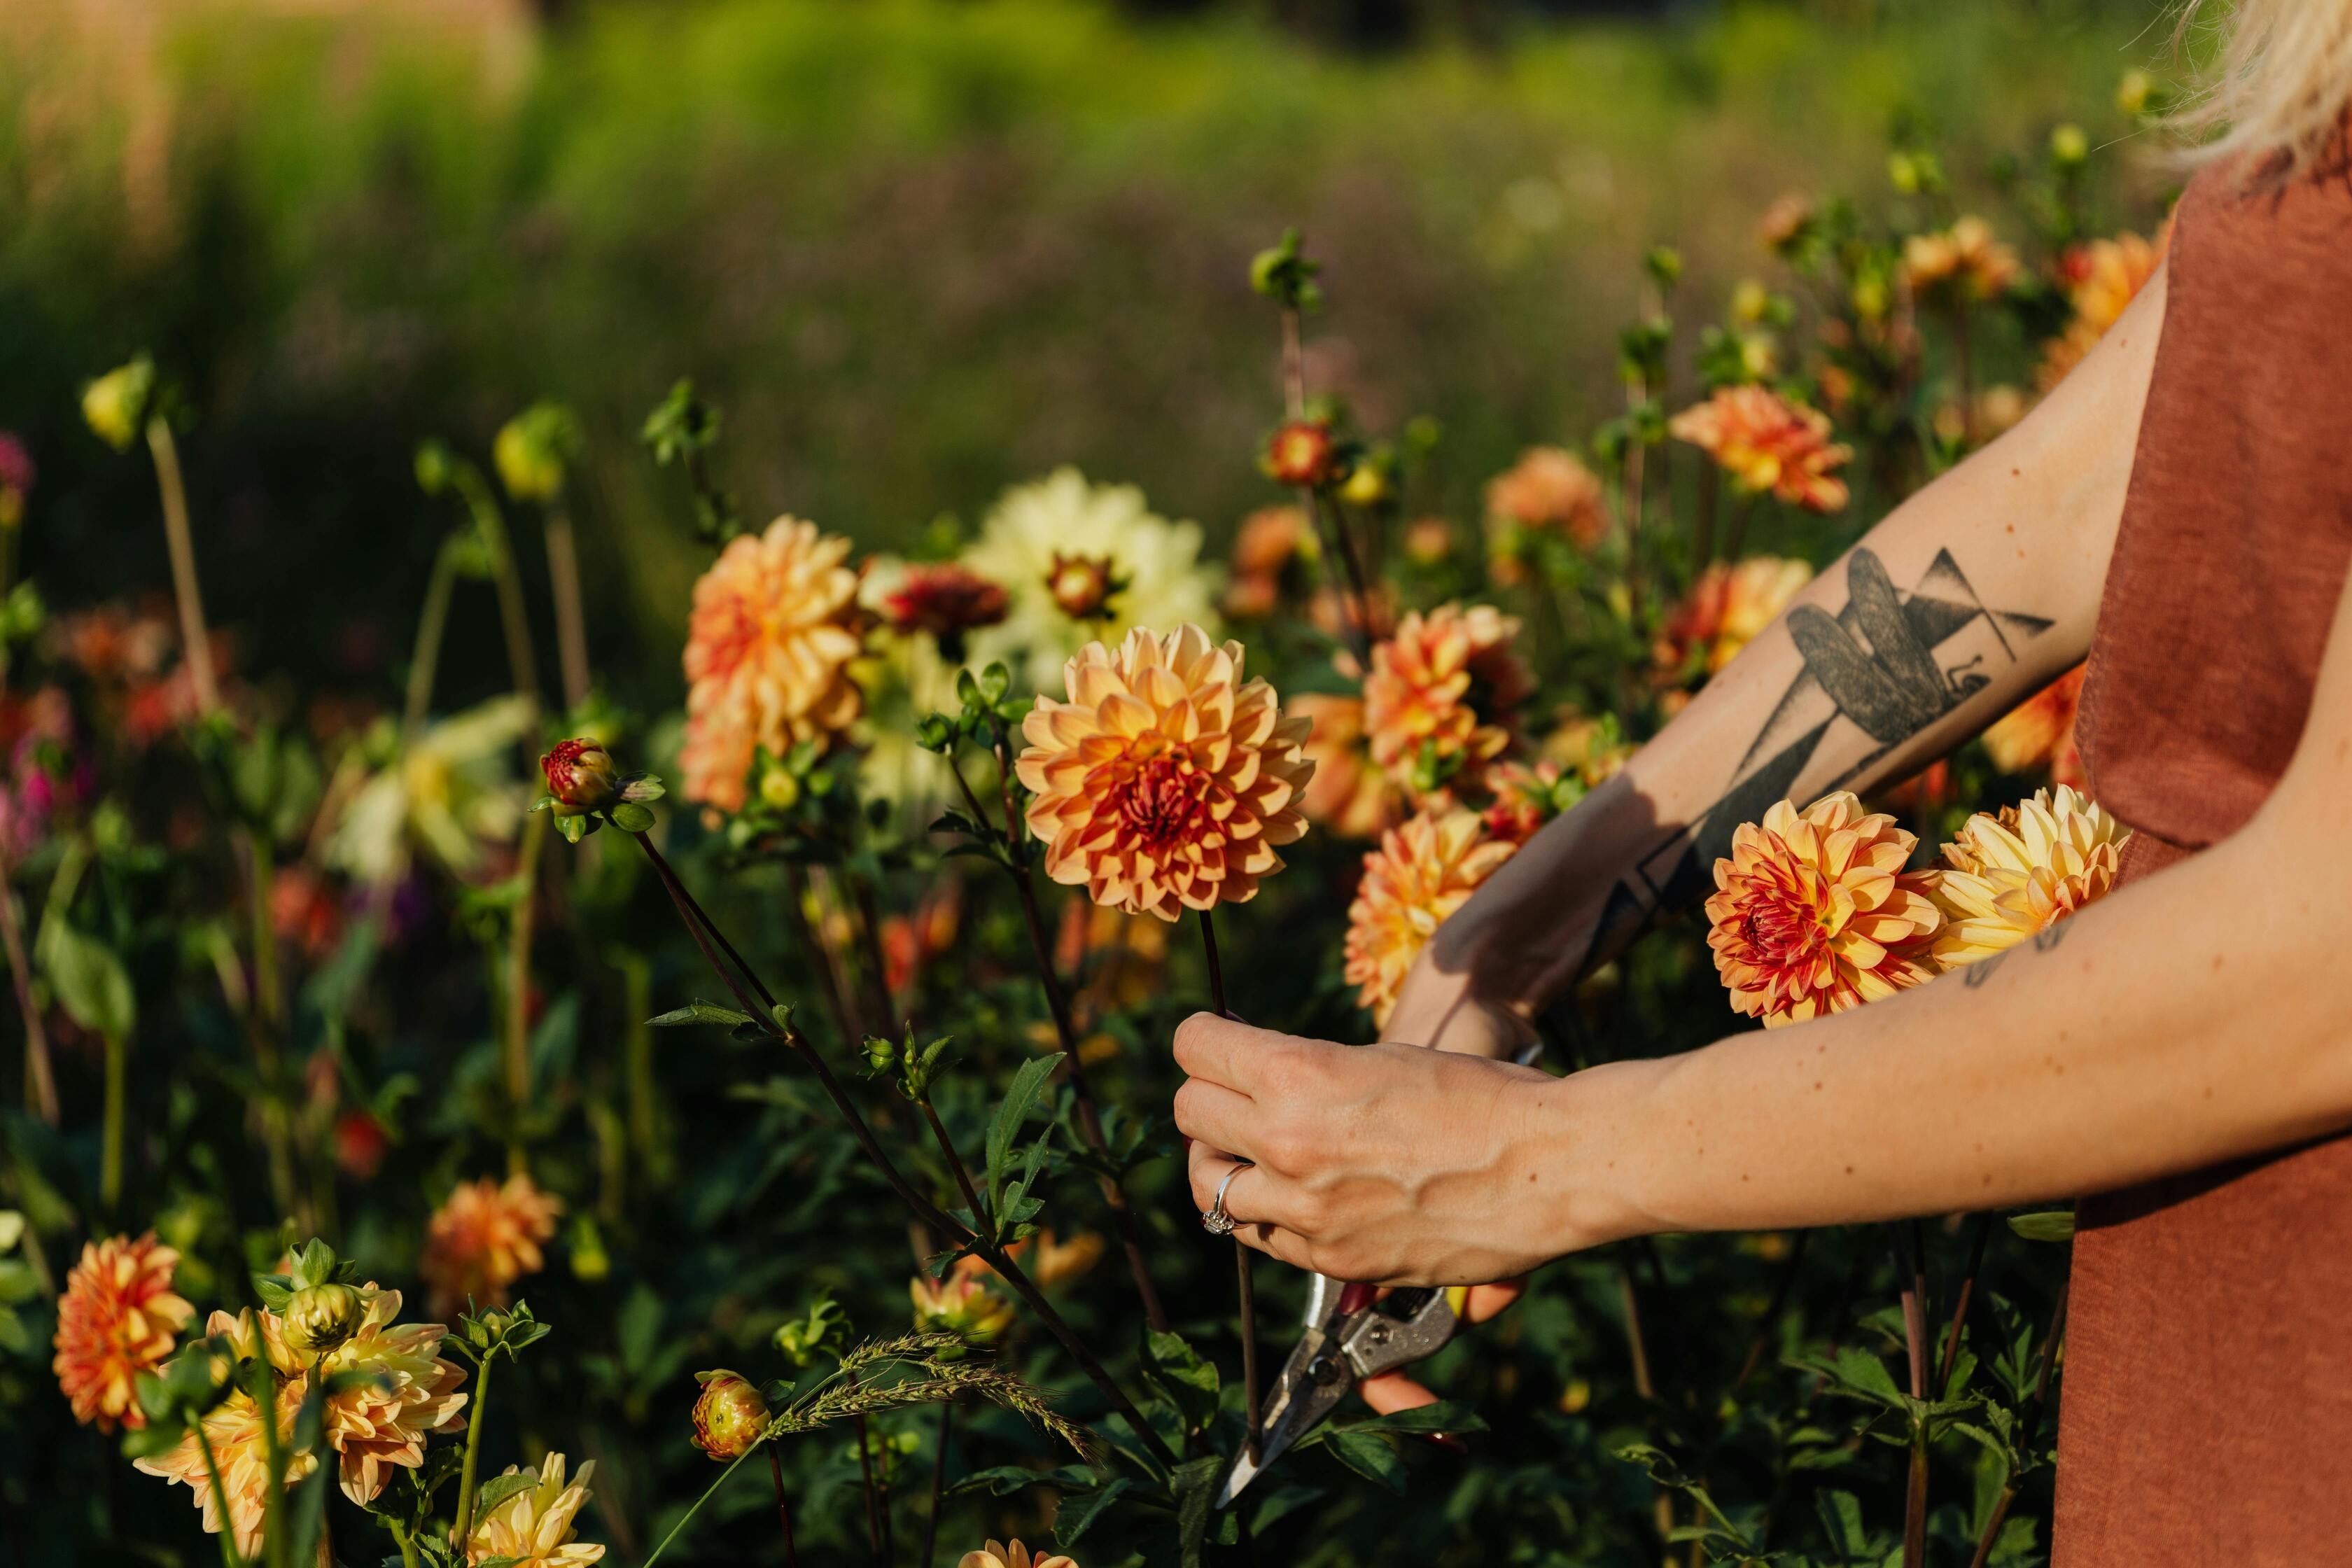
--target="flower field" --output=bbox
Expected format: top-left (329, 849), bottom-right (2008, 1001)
top-left (0, 2), bottom-right (2183, 1564)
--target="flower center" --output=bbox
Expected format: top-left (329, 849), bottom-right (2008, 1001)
top-left (1740, 888), bottom-right (1830, 967)
top-left (1114, 752), bottom-right (1206, 853)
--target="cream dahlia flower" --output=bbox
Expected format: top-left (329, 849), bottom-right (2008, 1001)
top-left (330, 696), bottom-right (535, 885)
top-left (961, 468), bottom-right (1221, 693)
top-left (1344, 808), bottom-right (1518, 1027)
top-left (1924, 786), bottom-right (2130, 967)
top-left (134, 1373), bottom-right (314, 1556)
top-left (316, 1288), bottom-right (469, 1502)
top-left (1015, 625), bottom-right (1313, 921)
top-left (680, 517), bottom-right (865, 813)
top-left (468, 1452), bottom-right (605, 1567)
top-left (1705, 792), bottom-right (1942, 1028)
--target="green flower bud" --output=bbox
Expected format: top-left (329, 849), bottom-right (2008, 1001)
top-left (282, 1282), bottom-right (367, 1354)
top-left (2050, 122), bottom-right (2090, 166)
top-left (82, 359), bottom-right (155, 452)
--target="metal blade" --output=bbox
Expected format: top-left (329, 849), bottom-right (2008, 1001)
top-left (1214, 1334), bottom-right (1356, 1508)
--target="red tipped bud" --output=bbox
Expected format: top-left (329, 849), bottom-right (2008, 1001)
top-left (540, 738), bottom-right (620, 811)
top-left (1264, 419), bottom-right (1336, 489)
top-left (690, 1369), bottom-right (771, 1461)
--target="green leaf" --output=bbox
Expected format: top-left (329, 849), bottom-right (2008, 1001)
top-left (1248, 1481), bottom-right (1325, 1534)
top-left (1140, 1329), bottom-right (1219, 1435)
top-left (1338, 1400), bottom-right (1486, 1438)
top-left (36, 918), bottom-right (133, 1039)
top-left (1322, 1429), bottom-right (1407, 1494)
top-left (1051, 1478), bottom-right (1133, 1546)
top-left (1170, 1456), bottom-right (1222, 1568)
top-left (2006, 1210), bottom-right (2076, 1243)
top-left (948, 1464), bottom-right (1096, 1499)
top-left (648, 1003), bottom-right (755, 1029)
top-left (986, 1054), bottom-right (1063, 1211)
top-left (470, 1471), bottom-right (537, 1520)
top-left (609, 801), bottom-right (657, 833)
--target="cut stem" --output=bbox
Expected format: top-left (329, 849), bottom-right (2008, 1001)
top-left (144, 419), bottom-right (219, 715)
top-left (1198, 910), bottom-right (1262, 1465)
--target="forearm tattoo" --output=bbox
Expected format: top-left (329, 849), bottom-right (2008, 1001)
top-left (1577, 545), bottom-right (2056, 979)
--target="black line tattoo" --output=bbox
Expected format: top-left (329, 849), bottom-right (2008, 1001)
top-left (1569, 545), bottom-right (2057, 984)
top-left (1960, 916), bottom-right (2074, 988)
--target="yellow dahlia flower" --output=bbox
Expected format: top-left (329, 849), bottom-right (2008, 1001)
top-left (134, 1373), bottom-right (314, 1557)
top-left (1015, 624), bottom-right (1314, 922)
top-left (1670, 386), bottom-right (1852, 514)
top-left (1903, 216), bottom-right (2020, 304)
top-left (2039, 230), bottom-right (2166, 389)
top-left (1924, 786), bottom-right (2131, 968)
top-left (960, 1540), bottom-right (1076, 1568)
top-left (1344, 808), bottom-right (1518, 1028)
top-left (52, 1233), bottom-right (193, 1432)
top-left (961, 468), bottom-right (1222, 693)
top-left (1362, 603), bottom-right (1534, 794)
top-left (680, 517), bottom-right (865, 813)
top-left (1704, 792), bottom-right (1942, 1028)
top-left (421, 1172), bottom-right (562, 1318)
top-left (467, 1452), bottom-right (606, 1567)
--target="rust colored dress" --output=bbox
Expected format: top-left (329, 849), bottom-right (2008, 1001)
top-left (2057, 156), bottom-right (2352, 1562)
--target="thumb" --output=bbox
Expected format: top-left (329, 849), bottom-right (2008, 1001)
top-left (1357, 1369), bottom-right (1439, 1417)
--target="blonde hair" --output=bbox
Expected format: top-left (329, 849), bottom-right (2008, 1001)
top-left (2171, 0), bottom-right (2352, 184)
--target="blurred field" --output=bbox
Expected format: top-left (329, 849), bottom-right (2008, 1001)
top-left (3, 0), bottom-right (2169, 715)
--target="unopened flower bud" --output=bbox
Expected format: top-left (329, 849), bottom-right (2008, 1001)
top-left (2115, 69), bottom-right (2152, 118)
top-left (494, 402), bottom-right (581, 505)
top-left (1337, 461), bottom-right (1390, 508)
top-left (1043, 553), bottom-right (1124, 622)
top-left (1264, 419), bottom-right (1336, 489)
top-left (758, 765), bottom-right (802, 811)
top-left (541, 738), bottom-right (620, 811)
top-left (82, 360), bottom-right (155, 453)
top-left (690, 1369), bottom-right (770, 1460)
top-left (2049, 122), bottom-right (2089, 167)
top-left (863, 1035), bottom-right (899, 1074)
top-left (282, 1282), bottom-right (367, 1354)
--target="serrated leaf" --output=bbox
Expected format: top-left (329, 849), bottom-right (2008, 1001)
top-left (1052, 1478), bottom-right (1133, 1546)
top-left (1322, 1429), bottom-right (1407, 1494)
top-left (986, 1054), bottom-right (1063, 1212)
top-left (648, 1002), bottom-right (755, 1028)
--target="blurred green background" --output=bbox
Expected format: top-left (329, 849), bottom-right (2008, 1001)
top-left (1, 0), bottom-right (2171, 720)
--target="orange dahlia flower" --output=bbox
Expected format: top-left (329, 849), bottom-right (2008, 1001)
top-left (420, 1172), bottom-right (562, 1317)
top-left (1923, 786), bottom-right (2130, 967)
top-left (1669, 386), bottom-right (1851, 513)
top-left (1344, 808), bottom-right (1518, 1027)
top-left (1903, 216), bottom-right (2020, 304)
top-left (1982, 664), bottom-right (2086, 787)
top-left (1704, 792), bottom-right (1942, 1028)
top-left (2038, 230), bottom-right (2166, 389)
top-left (960, 1540), bottom-right (1077, 1568)
top-left (1362, 604), bottom-right (1534, 794)
top-left (53, 1232), bottom-right (193, 1432)
top-left (1290, 692), bottom-right (1393, 840)
top-left (680, 517), bottom-right (864, 813)
top-left (1655, 556), bottom-right (1815, 681)
top-left (1484, 446), bottom-right (1608, 549)
top-left (1479, 760), bottom-right (1574, 848)
top-left (1015, 624), bottom-right (1315, 921)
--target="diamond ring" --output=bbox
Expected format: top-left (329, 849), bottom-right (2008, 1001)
top-left (1201, 1161), bottom-right (1252, 1237)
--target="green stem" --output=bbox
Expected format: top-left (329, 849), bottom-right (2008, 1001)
top-left (1198, 911), bottom-right (1261, 1465)
top-left (194, 1418), bottom-right (244, 1568)
top-left (451, 464), bottom-right (542, 716)
top-left (507, 813), bottom-right (547, 1168)
top-left (642, 1440), bottom-right (761, 1567)
top-left (542, 504), bottom-right (592, 710)
top-left (451, 1352), bottom-right (493, 1547)
top-left (400, 542), bottom-right (461, 743)
top-left (853, 1396), bottom-right (886, 1568)
top-left (0, 869), bottom-right (56, 1125)
top-left (619, 952), bottom-right (660, 1185)
top-left (144, 419), bottom-right (219, 715)
top-left (240, 830), bottom-right (302, 1227)
top-left (629, 831), bottom-right (1179, 1470)
top-left (99, 1030), bottom-right (125, 1214)
top-left (393, 1522), bottom-right (421, 1568)
top-left (920, 1401), bottom-right (951, 1568)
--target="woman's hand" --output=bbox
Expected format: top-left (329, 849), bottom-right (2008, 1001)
top-left (1172, 1012), bottom-right (1606, 1285)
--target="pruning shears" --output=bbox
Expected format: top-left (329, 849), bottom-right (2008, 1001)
top-left (1214, 1275), bottom-right (1471, 1507)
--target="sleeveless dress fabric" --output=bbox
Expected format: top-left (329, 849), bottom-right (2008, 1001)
top-left (2055, 157), bottom-right (2352, 1564)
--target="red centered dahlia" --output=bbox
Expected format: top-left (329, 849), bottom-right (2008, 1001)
top-left (1705, 792), bottom-right (1942, 1028)
top-left (54, 1232), bottom-right (194, 1432)
top-left (883, 563), bottom-right (1010, 649)
top-left (1264, 419), bottom-right (1337, 489)
top-left (1016, 624), bottom-right (1315, 920)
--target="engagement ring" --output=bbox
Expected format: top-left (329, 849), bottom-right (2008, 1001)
top-left (1202, 1161), bottom-right (1251, 1237)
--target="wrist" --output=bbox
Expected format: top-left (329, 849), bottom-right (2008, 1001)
top-left (1533, 1056), bottom-right (1672, 1254)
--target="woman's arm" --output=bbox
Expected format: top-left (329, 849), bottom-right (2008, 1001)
top-left (1393, 265), bottom-right (2169, 1060)
top-left (1173, 561), bottom-right (2352, 1284)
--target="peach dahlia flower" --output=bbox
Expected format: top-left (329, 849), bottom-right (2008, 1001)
top-left (1923, 786), bottom-right (2130, 968)
top-left (1705, 792), bottom-right (1942, 1028)
top-left (960, 1541), bottom-right (1077, 1568)
top-left (467, 1452), bottom-right (605, 1567)
top-left (1669, 386), bottom-right (1851, 513)
top-left (1362, 603), bottom-right (1534, 791)
top-left (316, 1289), bottom-right (470, 1502)
top-left (2039, 230), bottom-right (2165, 389)
top-left (52, 1232), bottom-right (192, 1433)
top-left (1484, 446), bottom-right (1609, 549)
top-left (1655, 556), bottom-right (1815, 680)
top-left (680, 517), bottom-right (865, 813)
top-left (135, 1371), bottom-right (314, 1556)
top-left (1016, 625), bottom-right (1314, 921)
top-left (421, 1172), bottom-right (562, 1317)
top-left (1982, 664), bottom-right (2087, 785)
top-left (1344, 808), bottom-right (1518, 1027)
top-left (1903, 216), bottom-right (2020, 304)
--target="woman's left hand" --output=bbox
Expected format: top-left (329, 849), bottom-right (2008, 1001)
top-left (1172, 1011), bottom-right (1591, 1285)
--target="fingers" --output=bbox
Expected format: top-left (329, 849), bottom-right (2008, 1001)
top-left (1456, 1278), bottom-right (1526, 1324)
top-left (1172, 1011), bottom-right (1292, 1091)
top-left (1357, 1369), bottom-right (1438, 1416)
top-left (1187, 1140), bottom-right (1302, 1233)
top-left (1171, 1077), bottom-right (1259, 1158)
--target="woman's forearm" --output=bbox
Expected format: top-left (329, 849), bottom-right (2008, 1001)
top-left (1550, 801), bottom-right (2352, 1248)
top-left (1396, 268), bottom-right (2167, 1047)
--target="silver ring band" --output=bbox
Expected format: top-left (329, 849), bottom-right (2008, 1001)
top-left (1201, 1161), bottom-right (1252, 1237)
